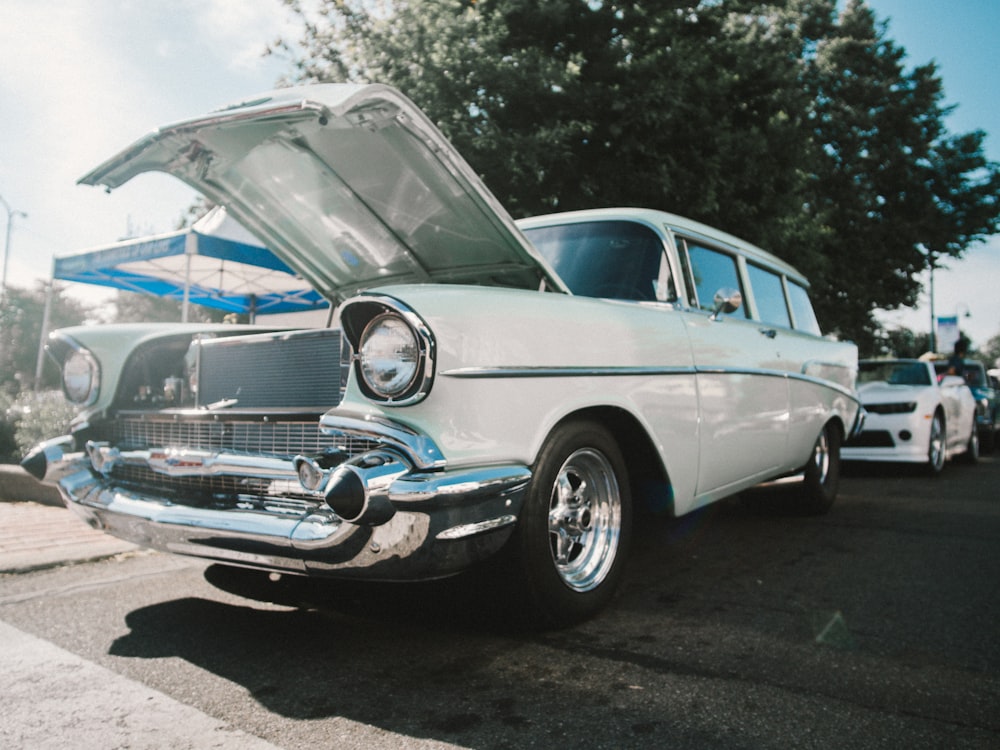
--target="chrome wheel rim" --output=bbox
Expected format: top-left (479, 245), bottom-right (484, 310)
top-left (929, 415), bottom-right (945, 470)
top-left (813, 429), bottom-right (831, 485)
top-left (547, 448), bottom-right (621, 592)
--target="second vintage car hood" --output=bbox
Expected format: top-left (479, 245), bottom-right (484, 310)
top-left (79, 84), bottom-right (567, 302)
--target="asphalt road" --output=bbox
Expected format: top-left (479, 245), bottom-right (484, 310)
top-left (1, 455), bottom-right (998, 749)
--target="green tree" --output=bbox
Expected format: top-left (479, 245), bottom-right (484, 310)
top-left (801, 0), bottom-right (1000, 350)
top-left (0, 283), bottom-right (93, 394)
top-left (100, 289), bottom-right (246, 325)
top-left (277, 0), bottom-right (817, 221)
top-left (104, 290), bottom-right (185, 323)
top-left (275, 0), bottom-right (999, 346)
top-left (872, 326), bottom-right (932, 359)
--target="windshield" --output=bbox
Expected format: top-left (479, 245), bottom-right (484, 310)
top-left (858, 361), bottom-right (931, 386)
top-left (522, 220), bottom-right (669, 302)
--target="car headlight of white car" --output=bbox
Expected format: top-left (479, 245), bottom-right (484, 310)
top-left (62, 348), bottom-right (100, 406)
top-left (356, 309), bottom-right (434, 404)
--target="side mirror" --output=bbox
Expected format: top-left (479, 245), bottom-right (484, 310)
top-left (939, 375), bottom-right (966, 388)
top-left (709, 288), bottom-right (742, 321)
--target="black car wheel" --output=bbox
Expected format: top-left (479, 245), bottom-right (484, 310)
top-left (502, 419), bottom-right (632, 629)
top-left (927, 412), bottom-right (946, 475)
top-left (800, 421), bottom-right (841, 515)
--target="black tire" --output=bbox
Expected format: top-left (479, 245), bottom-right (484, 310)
top-left (501, 419), bottom-right (632, 629)
top-left (980, 422), bottom-right (996, 453)
top-left (800, 421), bottom-right (841, 515)
top-left (927, 411), bottom-right (946, 475)
top-left (960, 421), bottom-right (979, 464)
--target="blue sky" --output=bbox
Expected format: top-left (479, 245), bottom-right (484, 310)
top-left (864, 0), bottom-right (1000, 350)
top-left (1, 0), bottom-right (997, 349)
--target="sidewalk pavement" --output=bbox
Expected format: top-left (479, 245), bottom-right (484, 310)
top-left (0, 465), bottom-right (137, 573)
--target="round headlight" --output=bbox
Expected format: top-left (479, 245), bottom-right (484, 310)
top-left (63, 349), bottom-right (99, 405)
top-left (359, 314), bottom-right (421, 400)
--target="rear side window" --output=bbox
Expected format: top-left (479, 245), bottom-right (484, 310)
top-left (787, 281), bottom-right (821, 336)
top-left (680, 240), bottom-right (748, 318)
top-left (747, 263), bottom-right (791, 328)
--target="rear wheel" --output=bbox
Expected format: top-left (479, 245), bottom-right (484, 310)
top-left (800, 421), bottom-right (841, 515)
top-left (980, 417), bottom-right (996, 453)
top-left (960, 421), bottom-right (979, 464)
top-left (502, 420), bottom-right (632, 629)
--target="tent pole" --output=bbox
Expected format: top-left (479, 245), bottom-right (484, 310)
top-left (182, 234), bottom-right (193, 323)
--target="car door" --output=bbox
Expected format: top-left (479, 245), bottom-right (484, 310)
top-left (673, 235), bottom-right (790, 500)
top-left (743, 264), bottom-right (855, 469)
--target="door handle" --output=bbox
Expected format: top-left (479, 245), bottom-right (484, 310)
top-left (759, 328), bottom-right (777, 339)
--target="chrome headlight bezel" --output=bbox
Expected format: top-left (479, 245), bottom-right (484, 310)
top-left (62, 348), bottom-right (100, 406)
top-left (354, 308), bottom-right (434, 405)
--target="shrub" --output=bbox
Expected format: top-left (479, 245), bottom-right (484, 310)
top-left (1, 390), bottom-right (77, 463)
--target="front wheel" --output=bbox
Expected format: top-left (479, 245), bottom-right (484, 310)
top-left (501, 420), bottom-right (632, 629)
top-left (800, 421), bottom-right (841, 515)
top-left (927, 412), bottom-right (946, 475)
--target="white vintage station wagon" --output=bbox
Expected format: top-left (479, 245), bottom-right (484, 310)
top-left (23, 84), bottom-right (862, 627)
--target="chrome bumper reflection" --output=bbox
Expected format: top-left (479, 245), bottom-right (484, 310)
top-left (23, 436), bottom-right (530, 580)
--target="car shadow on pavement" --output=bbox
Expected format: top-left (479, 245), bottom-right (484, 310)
top-left (102, 458), bottom-right (1000, 748)
top-left (105, 593), bottom-right (719, 747)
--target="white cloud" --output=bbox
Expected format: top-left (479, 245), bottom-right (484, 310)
top-left (0, 0), bottom-right (296, 294)
top-left (189, 0), bottom-right (301, 73)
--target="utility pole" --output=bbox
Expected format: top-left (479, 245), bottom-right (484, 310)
top-left (1, 194), bottom-right (28, 304)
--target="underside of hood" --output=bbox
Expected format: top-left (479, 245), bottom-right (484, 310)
top-left (79, 84), bottom-right (567, 303)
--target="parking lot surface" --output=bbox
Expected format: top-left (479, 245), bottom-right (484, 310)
top-left (1, 457), bottom-right (998, 748)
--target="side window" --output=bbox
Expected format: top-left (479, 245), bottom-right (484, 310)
top-left (747, 263), bottom-right (791, 328)
top-left (680, 240), bottom-right (748, 318)
top-left (787, 281), bottom-right (822, 336)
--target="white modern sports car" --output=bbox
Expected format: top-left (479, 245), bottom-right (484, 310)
top-left (844, 358), bottom-right (978, 472)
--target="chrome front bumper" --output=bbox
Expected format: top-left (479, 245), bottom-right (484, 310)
top-left (22, 434), bottom-right (530, 580)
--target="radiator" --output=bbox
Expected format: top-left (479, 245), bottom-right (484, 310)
top-left (193, 329), bottom-right (346, 409)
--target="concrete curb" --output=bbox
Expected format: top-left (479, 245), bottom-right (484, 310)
top-left (0, 464), bottom-right (62, 506)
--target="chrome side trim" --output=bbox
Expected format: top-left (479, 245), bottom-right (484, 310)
top-left (442, 365), bottom-right (696, 378)
top-left (441, 363), bottom-right (862, 406)
top-left (437, 514), bottom-right (517, 540)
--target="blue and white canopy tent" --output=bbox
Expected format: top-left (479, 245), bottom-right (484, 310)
top-left (52, 207), bottom-right (329, 323)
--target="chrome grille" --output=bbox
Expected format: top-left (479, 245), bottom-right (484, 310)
top-left (194, 328), bottom-right (344, 409)
top-left (112, 417), bottom-right (379, 458)
top-left (106, 416), bottom-right (382, 506)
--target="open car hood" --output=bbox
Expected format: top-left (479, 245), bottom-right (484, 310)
top-left (80, 84), bottom-right (567, 302)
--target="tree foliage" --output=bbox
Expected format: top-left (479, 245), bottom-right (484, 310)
top-left (0, 283), bottom-right (92, 394)
top-left (275, 0), bottom-right (999, 348)
top-left (873, 326), bottom-right (931, 360)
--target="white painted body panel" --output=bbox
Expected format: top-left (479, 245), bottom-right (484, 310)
top-left (335, 283), bottom-right (859, 516)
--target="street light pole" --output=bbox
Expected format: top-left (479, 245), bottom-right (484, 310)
top-left (1, 193), bottom-right (28, 305)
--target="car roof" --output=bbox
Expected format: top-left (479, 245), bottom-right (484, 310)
top-left (517, 207), bottom-right (809, 286)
